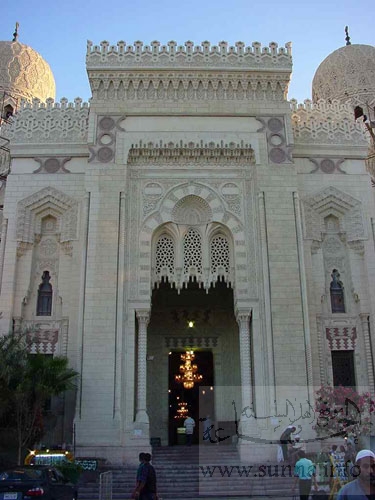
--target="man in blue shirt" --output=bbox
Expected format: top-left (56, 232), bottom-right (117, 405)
top-left (336, 449), bottom-right (375, 499)
top-left (292, 450), bottom-right (318, 500)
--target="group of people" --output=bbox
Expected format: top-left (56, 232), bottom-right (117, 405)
top-left (131, 452), bottom-right (158, 500)
top-left (292, 448), bottom-right (375, 500)
top-left (280, 426), bottom-right (375, 499)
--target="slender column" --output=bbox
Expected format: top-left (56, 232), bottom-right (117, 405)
top-left (236, 309), bottom-right (258, 435)
top-left (135, 309), bottom-right (150, 423)
top-left (293, 192), bottom-right (314, 402)
top-left (0, 218), bottom-right (8, 294)
top-left (113, 192), bottom-right (125, 419)
top-left (76, 193), bottom-right (90, 418)
top-left (360, 313), bottom-right (375, 393)
top-left (316, 315), bottom-right (326, 385)
top-left (258, 192), bottom-right (276, 416)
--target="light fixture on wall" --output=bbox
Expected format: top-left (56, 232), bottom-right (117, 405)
top-left (187, 320), bottom-right (195, 328)
top-left (175, 350), bottom-right (203, 389)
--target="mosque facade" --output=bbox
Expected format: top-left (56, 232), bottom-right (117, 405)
top-left (0, 33), bottom-right (374, 464)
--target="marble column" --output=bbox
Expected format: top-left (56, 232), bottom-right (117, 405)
top-left (236, 308), bottom-right (259, 462)
top-left (135, 309), bottom-right (150, 424)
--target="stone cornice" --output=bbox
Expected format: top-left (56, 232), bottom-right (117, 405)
top-left (86, 40), bottom-right (292, 71)
top-left (89, 70), bottom-right (290, 102)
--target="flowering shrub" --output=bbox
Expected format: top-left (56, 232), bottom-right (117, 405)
top-left (314, 386), bottom-right (375, 438)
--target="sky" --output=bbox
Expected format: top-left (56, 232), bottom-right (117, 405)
top-left (2, 0), bottom-right (374, 104)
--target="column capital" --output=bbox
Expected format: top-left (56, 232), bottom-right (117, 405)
top-left (235, 309), bottom-right (252, 326)
top-left (136, 309), bottom-right (150, 326)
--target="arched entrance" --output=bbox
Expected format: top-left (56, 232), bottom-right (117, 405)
top-left (147, 280), bottom-right (241, 446)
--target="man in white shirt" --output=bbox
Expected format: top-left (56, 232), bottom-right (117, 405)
top-left (336, 449), bottom-right (375, 499)
top-left (184, 416), bottom-right (195, 446)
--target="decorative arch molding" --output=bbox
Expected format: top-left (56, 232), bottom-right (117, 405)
top-left (16, 186), bottom-right (79, 252)
top-left (302, 186), bottom-right (366, 246)
top-left (138, 182), bottom-right (247, 295)
top-left (171, 194), bottom-right (212, 225)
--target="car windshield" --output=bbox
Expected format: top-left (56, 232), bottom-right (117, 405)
top-left (0, 469), bottom-right (44, 481)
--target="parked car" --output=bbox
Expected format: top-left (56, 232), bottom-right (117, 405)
top-left (0, 466), bottom-right (77, 500)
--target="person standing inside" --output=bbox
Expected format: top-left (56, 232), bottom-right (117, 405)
top-left (336, 449), bottom-right (375, 499)
top-left (184, 415), bottom-right (196, 446)
top-left (133, 453), bottom-right (158, 500)
top-left (280, 425), bottom-right (296, 461)
top-left (292, 450), bottom-right (318, 500)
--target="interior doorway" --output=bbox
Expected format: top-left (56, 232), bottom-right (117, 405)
top-left (168, 350), bottom-right (214, 445)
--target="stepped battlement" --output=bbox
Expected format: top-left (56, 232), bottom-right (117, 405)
top-left (291, 98), bottom-right (367, 145)
top-left (86, 39), bottom-right (292, 71)
top-left (4, 97), bottom-right (89, 144)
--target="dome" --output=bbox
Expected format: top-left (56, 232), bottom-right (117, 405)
top-left (312, 44), bottom-right (375, 104)
top-left (0, 41), bottom-right (56, 103)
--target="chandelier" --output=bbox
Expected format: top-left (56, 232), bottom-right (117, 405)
top-left (175, 350), bottom-right (203, 389)
top-left (174, 401), bottom-right (189, 419)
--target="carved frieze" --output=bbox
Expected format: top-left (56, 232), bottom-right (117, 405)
top-left (90, 72), bottom-right (289, 102)
top-left (127, 140), bottom-right (255, 166)
top-left (165, 336), bottom-right (218, 348)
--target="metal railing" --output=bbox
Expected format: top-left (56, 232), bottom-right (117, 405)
top-left (99, 471), bottom-right (112, 500)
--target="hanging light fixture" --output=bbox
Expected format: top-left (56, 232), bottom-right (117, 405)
top-left (175, 350), bottom-right (203, 389)
top-left (174, 401), bottom-right (189, 419)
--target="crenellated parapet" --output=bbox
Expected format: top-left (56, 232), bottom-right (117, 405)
top-left (3, 97), bottom-right (89, 144)
top-left (291, 99), bottom-right (367, 145)
top-left (86, 40), bottom-right (292, 69)
top-left (87, 40), bottom-right (292, 103)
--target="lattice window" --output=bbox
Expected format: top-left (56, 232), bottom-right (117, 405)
top-left (155, 235), bottom-right (175, 274)
top-left (36, 271), bottom-right (53, 316)
top-left (210, 235), bottom-right (230, 272)
top-left (183, 229), bottom-right (202, 274)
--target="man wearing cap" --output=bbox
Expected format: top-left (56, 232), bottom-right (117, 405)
top-left (336, 449), bottom-right (375, 499)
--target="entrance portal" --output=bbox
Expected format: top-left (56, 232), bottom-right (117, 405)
top-left (168, 350), bottom-right (214, 445)
top-left (147, 280), bottom-right (240, 447)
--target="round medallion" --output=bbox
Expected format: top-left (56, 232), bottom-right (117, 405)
top-left (321, 159), bottom-right (335, 174)
top-left (44, 158), bottom-right (60, 173)
top-left (268, 118), bottom-right (283, 132)
top-left (269, 147), bottom-right (286, 164)
top-left (97, 147), bottom-right (114, 163)
top-left (39, 238), bottom-right (58, 256)
top-left (99, 117), bottom-right (115, 131)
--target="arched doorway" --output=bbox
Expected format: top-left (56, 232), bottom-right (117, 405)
top-left (147, 280), bottom-right (241, 446)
